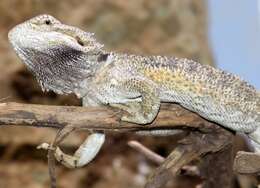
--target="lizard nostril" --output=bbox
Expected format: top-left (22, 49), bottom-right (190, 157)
top-left (45, 20), bottom-right (51, 25)
top-left (76, 36), bottom-right (84, 46)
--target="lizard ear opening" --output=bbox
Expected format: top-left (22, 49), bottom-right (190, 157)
top-left (76, 36), bottom-right (84, 46)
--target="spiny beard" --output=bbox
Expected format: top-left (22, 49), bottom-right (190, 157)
top-left (19, 46), bottom-right (97, 95)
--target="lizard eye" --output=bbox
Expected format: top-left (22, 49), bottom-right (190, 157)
top-left (45, 20), bottom-right (51, 25)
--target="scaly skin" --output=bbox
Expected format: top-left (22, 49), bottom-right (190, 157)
top-left (8, 14), bottom-right (260, 184)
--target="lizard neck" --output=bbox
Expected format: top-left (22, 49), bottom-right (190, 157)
top-left (83, 51), bottom-right (110, 75)
top-left (73, 51), bottom-right (111, 98)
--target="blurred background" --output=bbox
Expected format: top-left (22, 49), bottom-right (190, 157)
top-left (209, 0), bottom-right (260, 89)
top-left (0, 0), bottom-right (258, 188)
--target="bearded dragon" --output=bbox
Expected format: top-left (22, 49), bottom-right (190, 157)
top-left (8, 14), bottom-right (260, 187)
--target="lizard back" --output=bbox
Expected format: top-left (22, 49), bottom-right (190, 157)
top-left (112, 53), bottom-right (259, 133)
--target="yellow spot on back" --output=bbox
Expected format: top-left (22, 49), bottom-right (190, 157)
top-left (144, 68), bottom-right (172, 83)
top-left (143, 68), bottom-right (205, 96)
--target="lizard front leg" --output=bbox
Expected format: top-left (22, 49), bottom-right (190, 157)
top-left (110, 78), bottom-right (160, 124)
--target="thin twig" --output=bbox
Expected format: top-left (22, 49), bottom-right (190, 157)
top-left (0, 96), bottom-right (11, 102)
top-left (128, 140), bottom-right (200, 177)
top-left (128, 140), bottom-right (165, 164)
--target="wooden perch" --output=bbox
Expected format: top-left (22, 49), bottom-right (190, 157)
top-left (0, 102), bottom-right (220, 132)
top-left (234, 151), bottom-right (260, 174)
top-left (0, 102), bottom-right (250, 188)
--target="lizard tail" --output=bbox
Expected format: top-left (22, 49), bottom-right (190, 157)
top-left (58, 132), bottom-right (105, 168)
top-left (73, 132), bottom-right (105, 167)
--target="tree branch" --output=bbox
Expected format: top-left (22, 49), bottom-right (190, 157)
top-left (234, 151), bottom-right (260, 174)
top-left (145, 130), bottom-right (234, 188)
top-left (0, 102), bottom-right (218, 132)
top-left (0, 102), bottom-right (236, 188)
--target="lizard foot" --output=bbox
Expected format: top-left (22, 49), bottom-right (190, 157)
top-left (110, 102), bottom-right (155, 124)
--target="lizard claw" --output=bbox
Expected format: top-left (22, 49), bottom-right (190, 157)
top-left (37, 143), bottom-right (54, 150)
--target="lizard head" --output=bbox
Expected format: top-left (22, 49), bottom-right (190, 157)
top-left (8, 14), bottom-right (105, 97)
